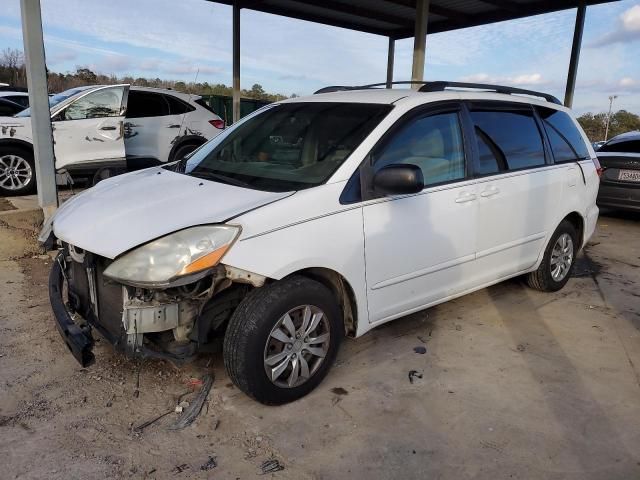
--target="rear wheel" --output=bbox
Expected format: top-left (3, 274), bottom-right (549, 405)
top-left (0, 147), bottom-right (36, 196)
top-left (223, 276), bottom-right (342, 405)
top-left (171, 143), bottom-right (200, 162)
top-left (526, 220), bottom-right (578, 292)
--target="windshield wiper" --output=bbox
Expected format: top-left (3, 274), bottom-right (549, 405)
top-left (190, 169), bottom-right (252, 188)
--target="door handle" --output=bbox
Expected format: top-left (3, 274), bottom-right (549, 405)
top-left (455, 192), bottom-right (477, 203)
top-left (480, 186), bottom-right (500, 198)
top-left (100, 126), bottom-right (117, 131)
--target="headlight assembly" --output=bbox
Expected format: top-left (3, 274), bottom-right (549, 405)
top-left (103, 225), bottom-right (240, 287)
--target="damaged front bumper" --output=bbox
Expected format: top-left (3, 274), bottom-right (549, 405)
top-left (48, 247), bottom-right (264, 367)
top-left (49, 254), bottom-right (95, 367)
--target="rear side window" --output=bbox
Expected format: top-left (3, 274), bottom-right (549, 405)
top-left (538, 108), bottom-right (590, 162)
top-left (126, 91), bottom-right (169, 118)
top-left (470, 108), bottom-right (545, 173)
top-left (164, 94), bottom-right (196, 115)
top-left (7, 95), bottom-right (29, 108)
top-left (599, 139), bottom-right (640, 153)
top-left (374, 112), bottom-right (465, 186)
top-left (195, 98), bottom-right (217, 114)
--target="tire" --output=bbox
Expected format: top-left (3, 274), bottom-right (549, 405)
top-left (223, 275), bottom-right (343, 405)
top-left (0, 146), bottom-right (36, 196)
top-left (526, 220), bottom-right (578, 292)
top-left (171, 143), bottom-right (200, 162)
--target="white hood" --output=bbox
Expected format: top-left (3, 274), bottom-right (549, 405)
top-left (53, 167), bottom-right (292, 258)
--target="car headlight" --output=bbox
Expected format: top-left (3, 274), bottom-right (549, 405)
top-left (104, 225), bottom-right (240, 287)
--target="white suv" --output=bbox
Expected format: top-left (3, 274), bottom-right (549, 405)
top-left (0, 85), bottom-right (224, 195)
top-left (44, 82), bottom-right (600, 405)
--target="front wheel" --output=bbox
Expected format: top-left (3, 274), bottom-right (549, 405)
top-left (223, 276), bottom-right (342, 405)
top-left (0, 147), bottom-right (36, 196)
top-left (526, 220), bottom-right (578, 292)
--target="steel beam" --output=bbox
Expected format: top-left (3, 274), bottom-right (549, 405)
top-left (411, 0), bottom-right (430, 88)
top-left (20, 0), bottom-right (57, 216)
top-left (564, 4), bottom-right (586, 108)
top-left (232, 3), bottom-right (241, 123)
top-left (386, 37), bottom-right (395, 88)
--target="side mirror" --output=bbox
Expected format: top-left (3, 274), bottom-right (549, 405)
top-left (372, 164), bottom-right (424, 196)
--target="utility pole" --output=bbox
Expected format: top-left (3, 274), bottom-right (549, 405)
top-left (604, 94), bottom-right (617, 141)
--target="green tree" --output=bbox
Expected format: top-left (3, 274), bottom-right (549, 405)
top-left (75, 67), bottom-right (97, 84)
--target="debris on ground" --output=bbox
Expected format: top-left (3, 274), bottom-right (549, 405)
top-left (260, 459), bottom-right (285, 474)
top-left (408, 370), bottom-right (423, 384)
top-left (413, 346), bottom-right (427, 354)
top-left (172, 463), bottom-right (190, 474)
top-left (168, 374), bottom-right (214, 430)
top-left (330, 387), bottom-right (348, 396)
top-left (417, 335), bottom-right (427, 343)
top-left (200, 456), bottom-right (217, 471)
top-left (132, 410), bottom-right (173, 434)
top-left (175, 400), bottom-right (190, 413)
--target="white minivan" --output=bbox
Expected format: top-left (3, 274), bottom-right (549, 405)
top-left (44, 82), bottom-right (600, 405)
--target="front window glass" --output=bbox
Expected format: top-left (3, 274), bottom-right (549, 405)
top-left (373, 112), bottom-right (465, 186)
top-left (59, 87), bottom-right (124, 121)
top-left (181, 102), bottom-right (391, 192)
top-left (15, 86), bottom-right (94, 117)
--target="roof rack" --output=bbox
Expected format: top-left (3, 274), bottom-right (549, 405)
top-left (314, 80), bottom-right (562, 105)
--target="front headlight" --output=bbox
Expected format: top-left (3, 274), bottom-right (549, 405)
top-left (104, 225), bottom-right (240, 287)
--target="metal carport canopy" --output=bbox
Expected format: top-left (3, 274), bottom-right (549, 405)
top-left (213, 0), bottom-right (610, 39)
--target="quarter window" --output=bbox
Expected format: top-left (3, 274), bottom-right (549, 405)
top-left (538, 108), bottom-right (590, 162)
top-left (164, 94), bottom-right (196, 115)
top-left (61, 87), bottom-right (124, 121)
top-left (374, 112), bottom-right (465, 186)
top-left (470, 108), bottom-right (545, 172)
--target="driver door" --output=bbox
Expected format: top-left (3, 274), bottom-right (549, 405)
top-left (52, 85), bottom-right (128, 170)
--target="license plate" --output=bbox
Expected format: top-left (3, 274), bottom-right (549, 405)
top-left (618, 169), bottom-right (640, 182)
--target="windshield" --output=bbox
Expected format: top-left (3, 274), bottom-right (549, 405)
top-left (180, 102), bottom-right (391, 192)
top-left (14, 86), bottom-right (96, 117)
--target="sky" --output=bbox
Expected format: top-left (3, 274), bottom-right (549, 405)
top-left (0, 0), bottom-right (639, 115)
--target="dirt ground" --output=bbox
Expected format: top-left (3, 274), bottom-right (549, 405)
top-left (1, 210), bottom-right (639, 480)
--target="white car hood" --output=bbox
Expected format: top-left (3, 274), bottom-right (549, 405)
top-left (53, 167), bottom-right (292, 259)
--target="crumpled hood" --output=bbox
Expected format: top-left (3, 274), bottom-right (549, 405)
top-left (53, 167), bottom-right (292, 258)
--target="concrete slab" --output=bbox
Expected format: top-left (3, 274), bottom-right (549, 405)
top-left (0, 212), bottom-right (638, 479)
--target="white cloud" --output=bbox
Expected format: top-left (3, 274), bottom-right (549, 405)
top-left (589, 4), bottom-right (640, 47)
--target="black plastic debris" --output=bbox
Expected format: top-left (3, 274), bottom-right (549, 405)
top-left (172, 463), bottom-right (190, 474)
top-left (168, 374), bottom-right (214, 430)
top-left (408, 370), bottom-right (423, 384)
top-left (200, 456), bottom-right (217, 471)
top-left (413, 346), bottom-right (427, 354)
top-left (261, 459), bottom-right (285, 474)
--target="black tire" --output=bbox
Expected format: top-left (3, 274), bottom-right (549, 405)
top-left (223, 276), bottom-right (343, 405)
top-left (0, 146), bottom-right (36, 196)
top-left (526, 220), bottom-right (578, 292)
top-left (171, 143), bottom-right (200, 162)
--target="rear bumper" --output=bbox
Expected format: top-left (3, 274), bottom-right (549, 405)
top-left (49, 254), bottom-right (95, 367)
top-left (597, 183), bottom-right (640, 212)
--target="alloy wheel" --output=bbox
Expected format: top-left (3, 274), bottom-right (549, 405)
top-left (550, 233), bottom-right (574, 282)
top-left (0, 154), bottom-right (32, 191)
top-left (263, 305), bottom-right (331, 388)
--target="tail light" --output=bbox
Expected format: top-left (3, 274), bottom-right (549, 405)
top-left (209, 119), bottom-right (225, 129)
top-left (592, 156), bottom-right (604, 177)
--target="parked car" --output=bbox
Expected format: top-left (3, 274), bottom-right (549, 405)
top-left (43, 81), bottom-right (600, 405)
top-left (596, 130), bottom-right (640, 211)
top-left (0, 90), bottom-right (29, 110)
top-left (0, 85), bottom-right (224, 195)
top-left (0, 97), bottom-right (26, 117)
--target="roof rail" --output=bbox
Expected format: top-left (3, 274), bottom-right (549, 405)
top-left (313, 80), bottom-right (562, 105)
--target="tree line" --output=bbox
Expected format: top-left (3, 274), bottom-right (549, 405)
top-left (3, 47), bottom-right (639, 141)
top-left (0, 48), bottom-right (290, 102)
top-left (576, 110), bottom-right (640, 142)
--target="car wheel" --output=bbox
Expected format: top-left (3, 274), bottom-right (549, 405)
top-left (526, 220), bottom-right (578, 292)
top-left (0, 147), bottom-right (36, 196)
top-left (223, 275), bottom-right (342, 405)
top-left (171, 143), bottom-right (200, 162)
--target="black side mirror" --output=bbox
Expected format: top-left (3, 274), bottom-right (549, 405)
top-left (372, 164), bottom-right (424, 196)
